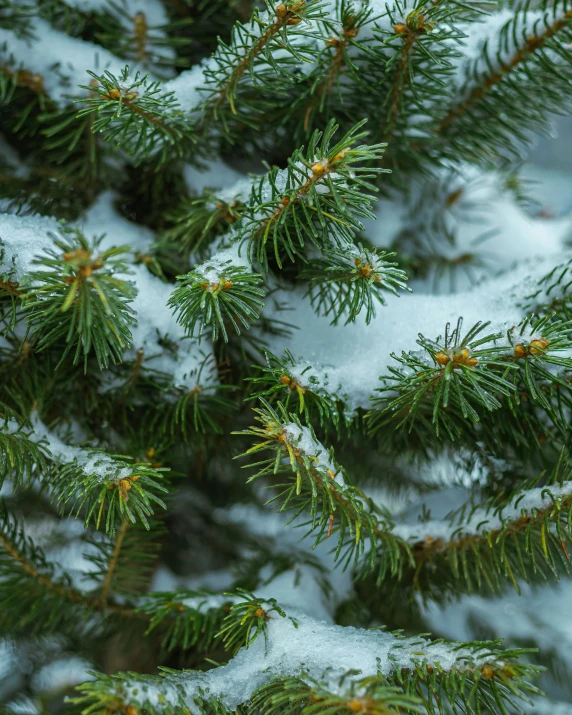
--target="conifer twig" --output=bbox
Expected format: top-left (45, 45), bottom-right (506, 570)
top-left (0, 527), bottom-right (140, 618)
top-left (100, 519), bottom-right (129, 607)
top-left (439, 6), bottom-right (572, 133)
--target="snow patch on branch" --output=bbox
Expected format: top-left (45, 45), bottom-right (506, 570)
top-left (122, 609), bottom-right (508, 712)
top-left (193, 242), bottom-right (251, 285)
top-left (28, 415), bottom-right (133, 482)
top-left (0, 19), bottom-right (151, 105)
top-left (282, 423), bottom-right (344, 486)
top-left (393, 479), bottom-right (572, 543)
top-left (264, 251), bottom-right (572, 411)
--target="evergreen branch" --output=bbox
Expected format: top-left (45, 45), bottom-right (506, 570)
top-left (73, 610), bottom-right (542, 715)
top-left (93, 2), bottom-right (193, 75)
top-left (161, 190), bottom-right (245, 262)
top-left (248, 349), bottom-right (342, 426)
top-left (301, 244), bottom-right (409, 325)
top-left (22, 229), bottom-right (136, 371)
top-left (524, 256), bottom-right (572, 320)
top-left (207, 1), bottom-right (310, 114)
top-left (368, 315), bottom-right (572, 440)
top-left (77, 69), bottom-right (195, 163)
top-left (21, 414), bottom-right (170, 535)
top-left (240, 120), bottom-right (386, 271)
top-left (139, 589), bottom-right (232, 653)
top-left (151, 380), bottom-right (237, 439)
top-left (249, 674), bottom-right (423, 714)
top-left (169, 247), bottom-right (266, 342)
top-left (218, 589), bottom-right (292, 652)
top-left (52, 457), bottom-right (169, 535)
top-left (439, 3), bottom-right (572, 134)
top-left (354, 0), bottom-right (475, 167)
top-left (86, 517), bottom-right (164, 603)
top-left (0, 1), bottom-right (36, 39)
top-left (295, 2), bottom-right (369, 135)
top-left (236, 400), bottom-right (389, 569)
top-left (0, 503), bottom-right (138, 633)
top-left (381, 13), bottom-right (422, 144)
top-left (195, 0), bottom-right (326, 138)
top-left (429, 1), bottom-right (572, 163)
top-left (382, 457), bottom-right (572, 597)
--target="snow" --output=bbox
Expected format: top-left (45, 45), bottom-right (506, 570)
top-left (264, 251), bottom-right (570, 412)
top-left (179, 593), bottom-right (233, 612)
top-left (282, 423), bottom-right (344, 486)
top-left (81, 191), bottom-right (153, 256)
top-left (528, 700), bottom-right (572, 714)
top-left (216, 504), bottom-right (354, 620)
top-left (123, 609), bottom-right (510, 712)
top-left (193, 242), bottom-right (251, 286)
top-left (163, 60), bottom-right (213, 113)
top-left (183, 159), bottom-right (247, 195)
top-left (0, 213), bottom-right (61, 281)
top-left (77, 194), bottom-right (218, 391)
top-left (0, 18), bottom-right (151, 106)
top-left (3, 697), bottom-right (41, 715)
top-left (362, 168), bottom-right (570, 293)
top-left (31, 657), bottom-right (94, 693)
top-left (150, 565), bottom-right (235, 593)
top-left (60, 0), bottom-right (170, 28)
top-left (453, 10), bottom-right (547, 92)
top-left (392, 479), bottom-right (572, 543)
top-left (128, 265), bottom-right (217, 390)
top-left (29, 414), bottom-right (134, 482)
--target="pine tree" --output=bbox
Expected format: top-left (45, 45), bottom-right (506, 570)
top-left (1, 0), bottom-right (572, 713)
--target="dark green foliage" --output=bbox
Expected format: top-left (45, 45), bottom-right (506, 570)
top-left (368, 316), bottom-right (572, 440)
top-left (248, 349), bottom-right (341, 426)
top-left (169, 261), bottom-right (266, 342)
top-left (23, 230), bottom-right (136, 370)
top-left (240, 120), bottom-right (387, 271)
top-left (78, 69), bottom-right (195, 163)
top-left (2, 0), bottom-right (572, 712)
top-left (301, 244), bottom-right (409, 325)
top-left (0, 422), bottom-right (47, 489)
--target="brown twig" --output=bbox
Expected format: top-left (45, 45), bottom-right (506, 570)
top-left (100, 519), bottom-right (129, 607)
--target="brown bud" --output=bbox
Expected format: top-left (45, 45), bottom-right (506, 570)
top-left (529, 337), bottom-right (549, 354)
top-left (514, 343), bottom-right (527, 359)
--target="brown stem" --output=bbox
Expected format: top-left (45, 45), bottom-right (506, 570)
top-left (100, 519), bottom-right (129, 607)
top-left (198, 3), bottom-right (304, 128)
top-left (382, 33), bottom-right (415, 143)
top-left (0, 280), bottom-right (19, 296)
top-left (438, 8), bottom-right (572, 133)
top-left (134, 12), bottom-right (148, 64)
top-left (304, 27), bottom-right (356, 132)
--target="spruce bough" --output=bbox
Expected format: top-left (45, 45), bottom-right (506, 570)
top-left (1, 0), bottom-right (572, 713)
